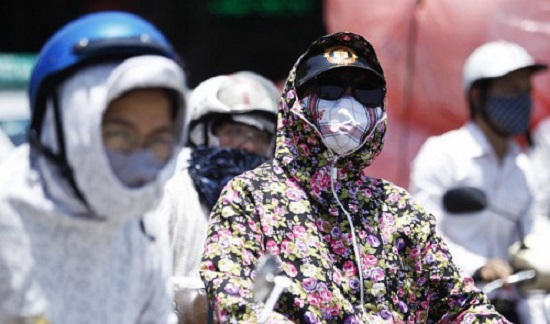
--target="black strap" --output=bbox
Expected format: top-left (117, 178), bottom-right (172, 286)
top-left (30, 91), bottom-right (95, 216)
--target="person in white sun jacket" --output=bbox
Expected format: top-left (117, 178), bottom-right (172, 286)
top-left (0, 11), bottom-right (187, 324)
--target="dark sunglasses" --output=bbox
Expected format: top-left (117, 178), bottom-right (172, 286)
top-left (316, 83), bottom-right (386, 107)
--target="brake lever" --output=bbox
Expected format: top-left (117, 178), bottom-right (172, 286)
top-left (482, 270), bottom-right (536, 294)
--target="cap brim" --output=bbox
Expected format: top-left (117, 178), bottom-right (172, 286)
top-left (530, 63), bottom-right (548, 73)
top-left (296, 51), bottom-right (385, 88)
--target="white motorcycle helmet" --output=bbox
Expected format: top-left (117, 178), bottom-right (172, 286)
top-left (187, 71), bottom-right (279, 149)
top-left (462, 40), bottom-right (547, 91)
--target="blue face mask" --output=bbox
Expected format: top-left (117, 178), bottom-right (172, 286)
top-left (484, 92), bottom-right (532, 136)
top-left (106, 149), bottom-right (165, 188)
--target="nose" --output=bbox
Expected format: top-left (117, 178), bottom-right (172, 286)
top-left (343, 85), bottom-right (354, 96)
top-left (239, 139), bottom-right (257, 153)
top-left (238, 136), bottom-right (259, 154)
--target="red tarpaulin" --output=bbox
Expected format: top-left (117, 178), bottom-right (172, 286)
top-left (324, 0), bottom-right (550, 188)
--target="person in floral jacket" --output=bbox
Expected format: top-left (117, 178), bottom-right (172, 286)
top-left (200, 32), bottom-right (509, 323)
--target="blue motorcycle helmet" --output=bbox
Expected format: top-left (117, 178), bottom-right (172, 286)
top-left (27, 11), bottom-right (181, 212)
top-left (29, 11), bottom-right (179, 123)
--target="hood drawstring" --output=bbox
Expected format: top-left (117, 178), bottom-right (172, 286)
top-left (330, 157), bottom-right (367, 320)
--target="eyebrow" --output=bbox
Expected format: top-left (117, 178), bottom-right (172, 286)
top-left (103, 120), bottom-right (175, 134)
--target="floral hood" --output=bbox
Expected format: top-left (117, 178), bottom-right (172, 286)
top-left (274, 32), bottom-right (387, 187)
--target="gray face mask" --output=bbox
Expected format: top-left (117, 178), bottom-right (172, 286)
top-left (106, 149), bottom-right (165, 188)
top-left (484, 92), bottom-right (532, 136)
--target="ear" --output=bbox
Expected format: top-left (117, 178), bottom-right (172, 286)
top-left (468, 86), bottom-right (483, 109)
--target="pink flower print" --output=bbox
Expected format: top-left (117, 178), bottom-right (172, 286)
top-left (370, 267), bottom-right (385, 282)
top-left (338, 233), bottom-right (350, 246)
top-left (283, 262), bottom-right (298, 277)
top-left (201, 261), bottom-right (215, 271)
top-left (261, 224), bottom-right (274, 236)
top-left (342, 260), bottom-right (357, 277)
top-left (294, 297), bottom-right (305, 308)
top-left (420, 300), bottom-right (429, 310)
top-left (296, 241), bottom-right (308, 252)
top-left (366, 234), bottom-right (380, 248)
top-left (348, 204), bottom-right (359, 213)
top-left (247, 219), bottom-right (258, 232)
top-left (319, 289), bottom-right (333, 303)
top-left (409, 247), bottom-right (420, 259)
top-left (310, 171), bottom-right (331, 192)
top-left (398, 200), bottom-right (406, 209)
top-left (328, 304), bottom-right (340, 316)
top-left (381, 212), bottom-right (395, 225)
top-left (219, 237), bottom-right (230, 249)
top-left (328, 207), bottom-right (339, 217)
top-left (281, 240), bottom-right (291, 254)
top-left (424, 252), bottom-right (436, 264)
top-left (285, 188), bottom-right (305, 201)
top-left (437, 250), bottom-right (449, 262)
top-left (234, 223), bottom-right (246, 234)
top-left (331, 240), bottom-right (347, 256)
top-left (243, 251), bottom-right (254, 266)
top-left (417, 277), bottom-right (427, 287)
top-left (292, 225), bottom-right (307, 239)
top-left (361, 188), bottom-right (373, 198)
top-left (363, 254), bottom-right (378, 267)
top-left (307, 292), bottom-right (321, 306)
top-left (254, 205), bottom-right (265, 217)
top-left (304, 312), bottom-right (317, 323)
top-left (332, 271), bottom-right (342, 286)
top-left (273, 164), bottom-right (284, 174)
top-left (315, 219), bottom-right (331, 233)
top-left (224, 282), bottom-right (240, 296)
top-left (298, 143), bottom-right (310, 156)
top-left (306, 136), bottom-right (318, 145)
top-left (302, 278), bottom-right (318, 293)
top-left (287, 89), bottom-right (296, 100)
top-left (266, 239), bottom-right (280, 255)
top-left (218, 229), bottom-right (232, 237)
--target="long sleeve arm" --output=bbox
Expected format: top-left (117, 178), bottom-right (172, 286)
top-left (199, 179), bottom-right (291, 323)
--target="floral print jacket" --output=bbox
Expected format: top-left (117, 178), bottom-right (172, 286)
top-left (200, 32), bottom-right (509, 323)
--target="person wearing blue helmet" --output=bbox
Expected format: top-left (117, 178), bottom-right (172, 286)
top-left (0, 11), bottom-right (187, 323)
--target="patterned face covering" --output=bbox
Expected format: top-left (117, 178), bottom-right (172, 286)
top-left (484, 92), bottom-right (532, 136)
top-left (302, 95), bottom-right (384, 156)
top-left (188, 146), bottom-right (268, 209)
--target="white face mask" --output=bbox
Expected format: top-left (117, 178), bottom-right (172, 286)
top-left (302, 95), bottom-right (384, 156)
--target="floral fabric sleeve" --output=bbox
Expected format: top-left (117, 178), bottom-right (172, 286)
top-left (199, 177), bottom-right (291, 323)
top-left (407, 197), bottom-right (511, 323)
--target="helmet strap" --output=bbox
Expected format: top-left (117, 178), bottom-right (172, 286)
top-left (30, 90), bottom-right (94, 216)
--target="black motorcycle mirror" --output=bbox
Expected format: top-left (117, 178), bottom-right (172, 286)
top-left (442, 186), bottom-right (527, 249)
top-left (442, 186), bottom-right (487, 214)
